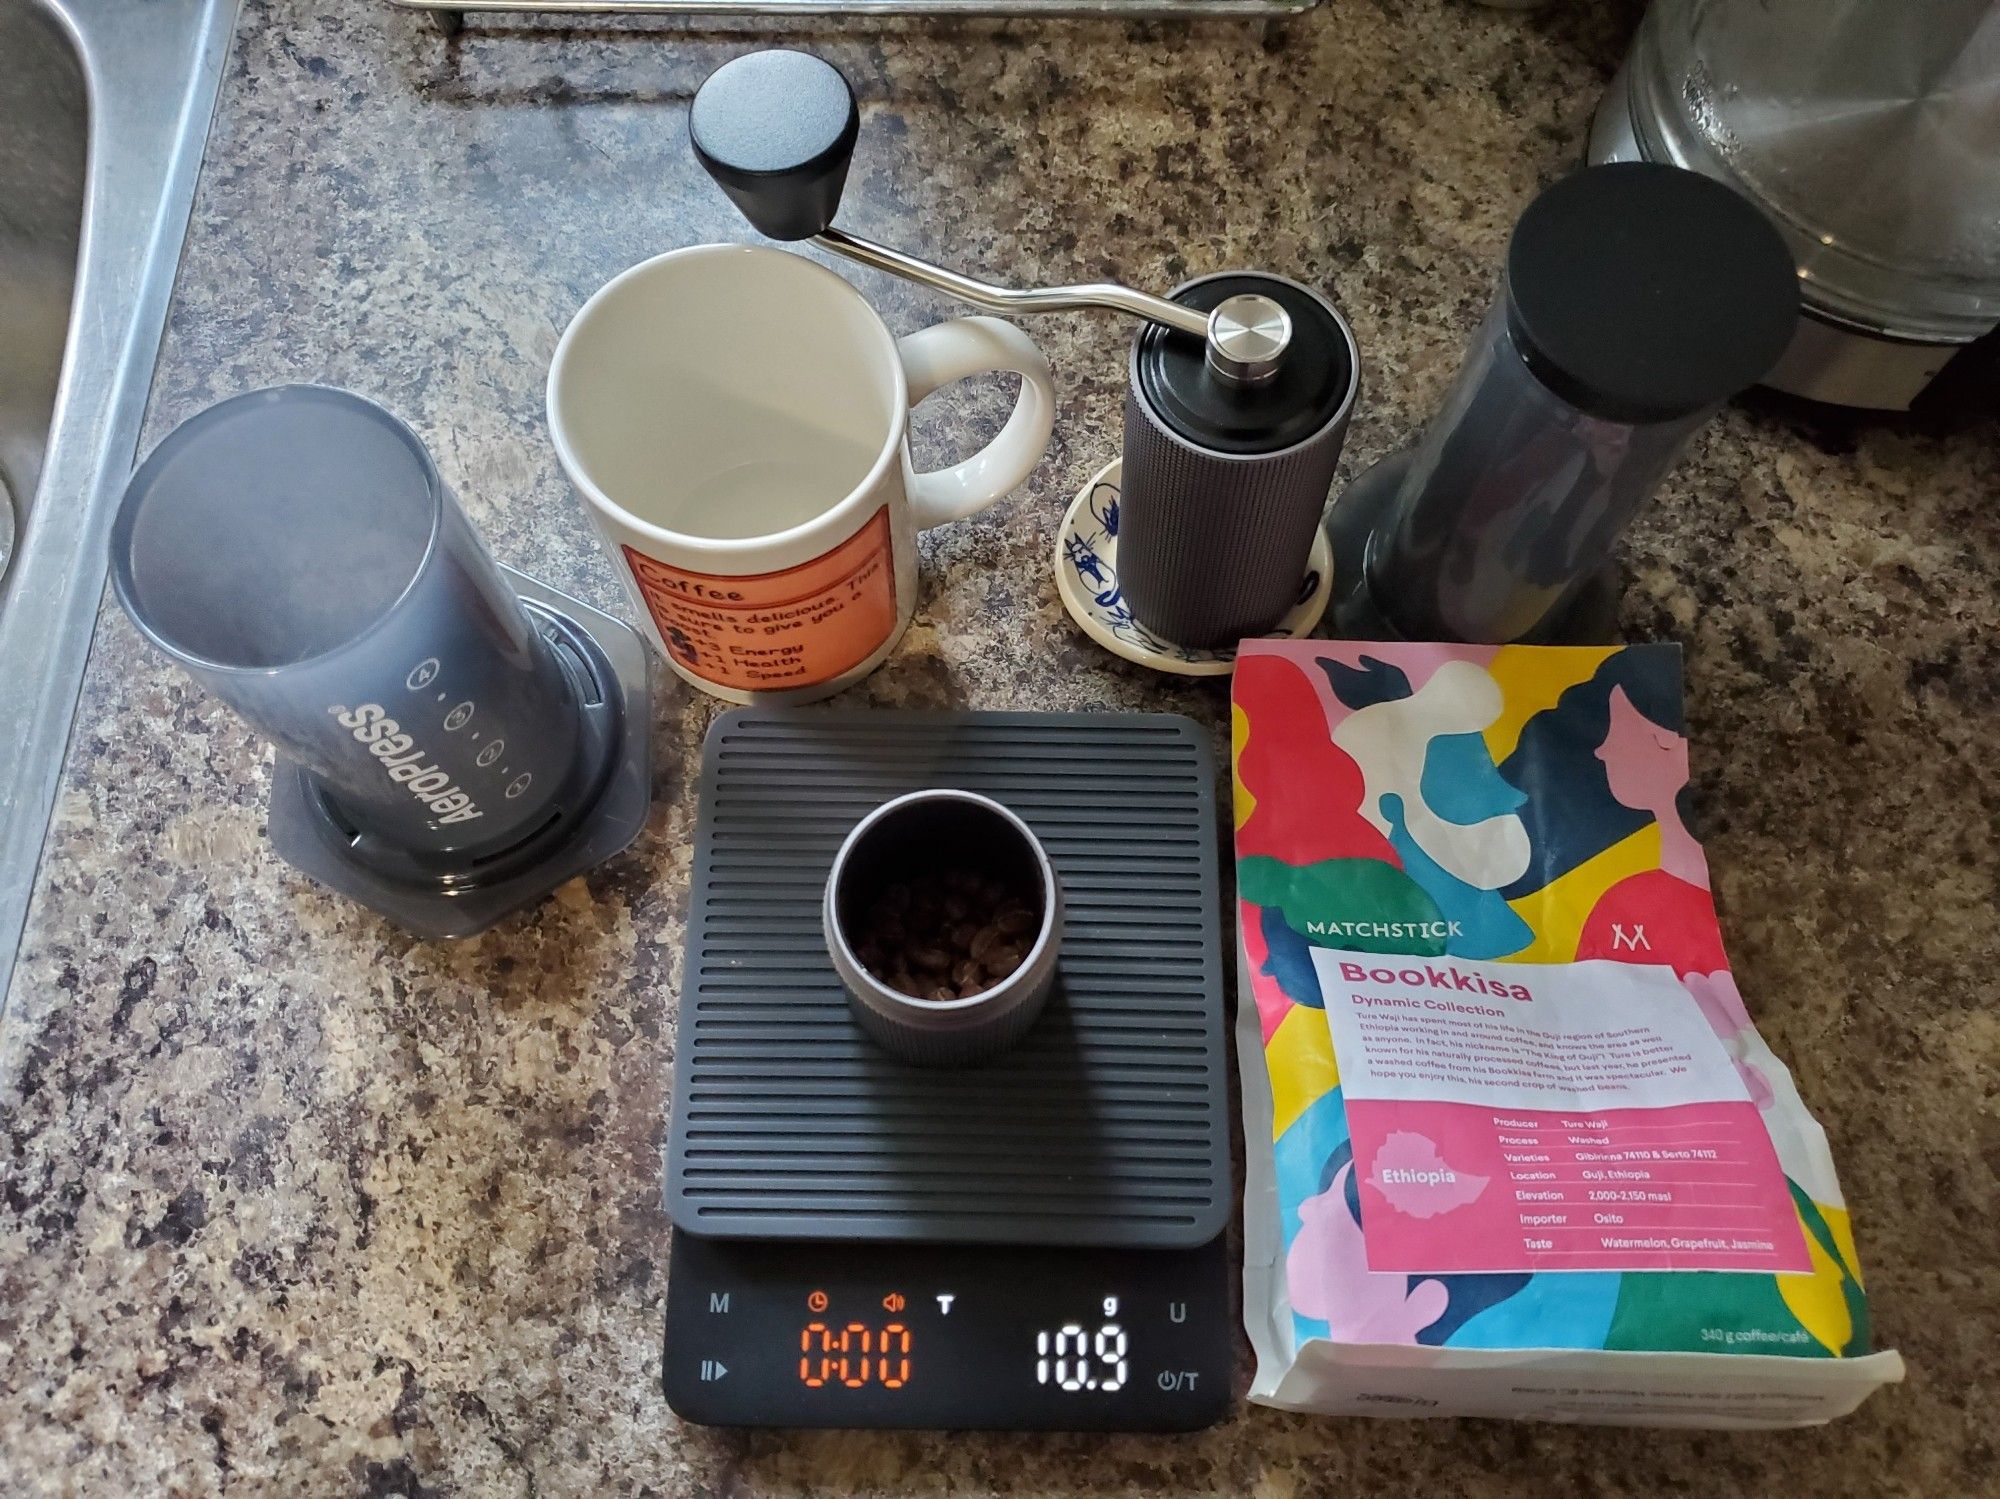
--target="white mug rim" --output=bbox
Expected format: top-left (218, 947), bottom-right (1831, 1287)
top-left (546, 242), bottom-right (909, 563)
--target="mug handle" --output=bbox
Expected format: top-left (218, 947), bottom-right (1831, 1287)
top-left (897, 316), bottom-right (1057, 529)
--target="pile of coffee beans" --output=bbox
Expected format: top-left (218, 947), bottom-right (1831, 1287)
top-left (847, 864), bottom-right (1042, 1002)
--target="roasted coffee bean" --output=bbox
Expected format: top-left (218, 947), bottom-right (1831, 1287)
top-left (846, 855), bottom-right (1042, 1002)
top-left (995, 903), bottom-right (1036, 938)
top-left (983, 944), bottom-right (1026, 980)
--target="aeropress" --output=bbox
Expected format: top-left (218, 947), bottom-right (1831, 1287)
top-left (108, 385), bottom-right (650, 937)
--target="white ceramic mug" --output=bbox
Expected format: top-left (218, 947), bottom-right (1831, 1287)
top-left (548, 244), bottom-right (1056, 704)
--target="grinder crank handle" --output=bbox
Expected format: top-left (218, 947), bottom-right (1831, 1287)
top-left (686, 48), bottom-right (1293, 384)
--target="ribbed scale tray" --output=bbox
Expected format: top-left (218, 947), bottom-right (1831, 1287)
top-left (667, 710), bottom-right (1229, 1248)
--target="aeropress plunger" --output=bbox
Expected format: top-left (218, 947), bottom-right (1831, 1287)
top-left (109, 385), bottom-right (650, 937)
top-left (691, 51), bottom-right (1360, 650)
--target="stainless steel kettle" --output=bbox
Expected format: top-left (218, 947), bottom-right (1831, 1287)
top-left (1591, 0), bottom-right (2000, 410)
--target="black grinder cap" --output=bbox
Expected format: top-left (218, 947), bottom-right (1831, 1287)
top-left (1505, 162), bottom-right (1800, 424)
top-left (1134, 275), bottom-right (1358, 457)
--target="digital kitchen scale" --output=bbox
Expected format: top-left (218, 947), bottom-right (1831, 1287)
top-left (662, 709), bottom-right (1234, 1431)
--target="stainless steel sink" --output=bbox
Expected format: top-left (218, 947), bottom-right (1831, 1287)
top-left (0, 0), bottom-right (235, 1006)
top-left (0, 3), bottom-right (83, 580)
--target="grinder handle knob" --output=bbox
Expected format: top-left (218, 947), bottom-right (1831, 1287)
top-left (690, 50), bottom-right (861, 242)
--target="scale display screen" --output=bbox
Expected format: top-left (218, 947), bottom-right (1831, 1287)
top-left (663, 1233), bottom-right (1232, 1431)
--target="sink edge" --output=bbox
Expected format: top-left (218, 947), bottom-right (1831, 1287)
top-left (0, 0), bottom-right (241, 1016)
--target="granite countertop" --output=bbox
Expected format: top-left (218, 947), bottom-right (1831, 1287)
top-left (3, 0), bottom-right (1996, 1492)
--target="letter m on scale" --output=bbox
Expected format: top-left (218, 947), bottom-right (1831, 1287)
top-left (1611, 924), bottom-right (1650, 953)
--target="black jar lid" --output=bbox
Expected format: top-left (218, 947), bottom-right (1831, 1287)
top-left (1504, 163), bottom-right (1799, 424)
top-left (1133, 274), bottom-right (1356, 457)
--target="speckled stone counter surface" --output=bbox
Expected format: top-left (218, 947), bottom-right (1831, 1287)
top-left (2, 0), bottom-right (1995, 1492)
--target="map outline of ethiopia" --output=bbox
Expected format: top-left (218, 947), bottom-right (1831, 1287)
top-left (1367, 1130), bottom-right (1489, 1218)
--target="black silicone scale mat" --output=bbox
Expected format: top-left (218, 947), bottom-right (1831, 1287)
top-left (667, 709), bottom-right (1229, 1249)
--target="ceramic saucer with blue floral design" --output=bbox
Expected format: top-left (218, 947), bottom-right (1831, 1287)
top-left (1053, 459), bottom-right (1333, 677)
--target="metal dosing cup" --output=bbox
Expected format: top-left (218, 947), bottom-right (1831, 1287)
top-left (110, 385), bottom-right (651, 936)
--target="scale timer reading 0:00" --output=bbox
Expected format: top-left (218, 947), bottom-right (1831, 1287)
top-left (661, 1235), bottom-right (1233, 1430)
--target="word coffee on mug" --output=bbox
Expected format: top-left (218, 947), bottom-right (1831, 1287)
top-left (618, 508), bottom-right (894, 695)
top-left (549, 244), bottom-right (1056, 705)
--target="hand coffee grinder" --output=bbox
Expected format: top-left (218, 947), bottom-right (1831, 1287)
top-left (689, 51), bottom-right (1360, 650)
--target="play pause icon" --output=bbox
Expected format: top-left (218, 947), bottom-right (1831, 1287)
top-left (699, 1358), bottom-right (728, 1382)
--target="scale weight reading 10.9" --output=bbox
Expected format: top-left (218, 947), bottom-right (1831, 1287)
top-left (662, 711), bottom-right (1236, 1432)
top-left (664, 1235), bottom-right (1231, 1430)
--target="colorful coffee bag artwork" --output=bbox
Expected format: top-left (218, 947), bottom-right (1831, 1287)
top-left (1232, 640), bottom-right (1904, 1427)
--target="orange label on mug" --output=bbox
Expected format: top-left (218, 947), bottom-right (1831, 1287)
top-left (622, 509), bottom-right (897, 692)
